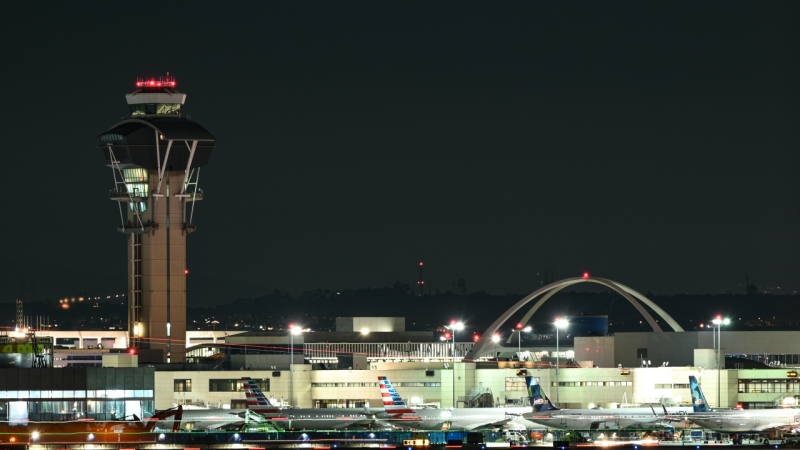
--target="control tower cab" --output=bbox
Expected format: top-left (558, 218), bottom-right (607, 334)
top-left (97, 75), bottom-right (216, 363)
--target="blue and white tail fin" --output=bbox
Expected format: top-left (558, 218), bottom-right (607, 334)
top-left (689, 376), bottom-right (711, 413)
top-left (242, 377), bottom-right (279, 410)
top-left (527, 376), bottom-right (559, 411)
top-left (378, 376), bottom-right (414, 414)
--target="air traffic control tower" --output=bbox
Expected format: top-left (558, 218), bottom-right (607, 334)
top-left (97, 75), bottom-right (215, 363)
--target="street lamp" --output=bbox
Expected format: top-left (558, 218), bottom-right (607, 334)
top-left (515, 325), bottom-right (533, 361)
top-left (289, 324), bottom-right (303, 406)
top-left (554, 318), bottom-right (569, 406)
top-left (491, 334), bottom-right (501, 359)
top-left (446, 321), bottom-right (464, 408)
top-left (711, 316), bottom-right (730, 408)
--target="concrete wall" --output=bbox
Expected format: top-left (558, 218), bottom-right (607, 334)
top-left (613, 332), bottom-right (709, 367)
top-left (601, 331), bottom-right (800, 369)
top-left (575, 336), bottom-right (614, 368)
top-left (694, 349), bottom-right (716, 369)
top-left (335, 317), bottom-right (405, 332)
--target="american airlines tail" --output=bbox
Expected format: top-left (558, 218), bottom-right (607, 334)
top-left (378, 376), bottom-right (415, 414)
top-left (526, 376), bottom-right (559, 412)
top-left (688, 376), bottom-right (712, 413)
top-left (242, 377), bottom-right (280, 410)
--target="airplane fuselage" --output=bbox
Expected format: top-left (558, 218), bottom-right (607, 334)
top-left (250, 407), bottom-right (387, 430)
top-left (525, 407), bottom-right (694, 430)
top-left (688, 409), bottom-right (800, 432)
top-left (385, 406), bottom-right (535, 430)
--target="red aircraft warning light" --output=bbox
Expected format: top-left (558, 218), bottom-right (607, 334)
top-left (582, 272), bottom-right (590, 279)
top-left (135, 74), bottom-right (177, 88)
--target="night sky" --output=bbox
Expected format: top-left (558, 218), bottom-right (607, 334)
top-left (0, 2), bottom-right (798, 307)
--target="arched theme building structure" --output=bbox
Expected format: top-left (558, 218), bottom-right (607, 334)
top-left (465, 276), bottom-right (683, 360)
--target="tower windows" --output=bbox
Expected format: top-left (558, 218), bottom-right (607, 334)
top-left (122, 168), bottom-right (149, 213)
top-left (129, 103), bottom-right (181, 116)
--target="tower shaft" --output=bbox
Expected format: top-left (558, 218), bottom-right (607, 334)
top-left (129, 171), bottom-right (187, 362)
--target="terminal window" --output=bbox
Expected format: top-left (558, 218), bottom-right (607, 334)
top-left (506, 377), bottom-right (531, 391)
top-left (738, 379), bottom-right (800, 394)
top-left (209, 378), bottom-right (269, 392)
top-left (174, 379), bottom-right (192, 392)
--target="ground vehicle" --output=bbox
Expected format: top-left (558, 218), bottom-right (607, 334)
top-left (501, 430), bottom-right (529, 444)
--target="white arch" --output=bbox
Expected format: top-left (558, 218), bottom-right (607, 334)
top-left (466, 276), bottom-right (683, 360)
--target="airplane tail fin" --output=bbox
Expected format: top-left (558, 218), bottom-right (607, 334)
top-left (526, 376), bottom-right (559, 411)
top-left (378, 376), bottom-right (414, 413)
top-left (689, 376), bottom-right (711, 413)
top-left (242, 377), bottom-right (276, 408)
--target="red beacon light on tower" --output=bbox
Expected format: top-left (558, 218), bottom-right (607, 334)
top-left (135, 74), bottom-right (177, 88)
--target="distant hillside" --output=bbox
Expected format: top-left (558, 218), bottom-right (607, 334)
top-left (7, 285), bottom-right (796, 336)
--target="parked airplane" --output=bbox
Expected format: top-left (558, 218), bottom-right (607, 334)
top-left (377, 375), bottom-right (536, 430)
top-left (153, 407), bottom-right (273, 431)
top-left (523, 376), bottom-right (693, 430)
top-left (242, 377), bottom-right (390, 430)
top-left (685, 375), bottom-right (800, 432)
top-left (4, 406), bottom-right (184, 444)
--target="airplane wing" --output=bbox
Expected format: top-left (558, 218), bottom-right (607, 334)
top-left (457, 418), bottom-right (513, 430)
top-left (329, 418), bottom-right (395, 430)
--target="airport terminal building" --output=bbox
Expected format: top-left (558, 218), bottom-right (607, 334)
top-left (4, 316), bottom-right (800, 421)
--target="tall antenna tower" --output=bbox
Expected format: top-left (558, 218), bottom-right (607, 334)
top-left (417, 261), bottom-right (425, 296)
top-left (15, 299), bottom-right (23, 331)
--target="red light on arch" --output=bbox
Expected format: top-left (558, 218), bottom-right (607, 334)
top-left (582, 272), bottom-right (590, 279)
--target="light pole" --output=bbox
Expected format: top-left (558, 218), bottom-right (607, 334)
top-left (517, 326), bottom-right (532, 361)
top-left (289, 324), bottom-right (302, 406)
top-left (446, 321), bottom-right (464, 408)
top-left (554, 318), bottom-right (569, 406)
top-left (711, 316), bottom-right (729, 408)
